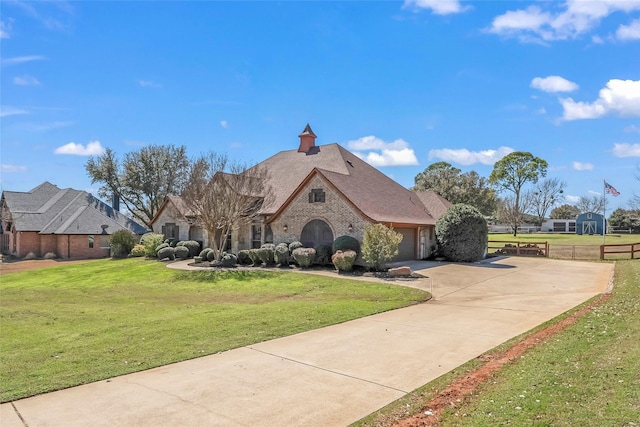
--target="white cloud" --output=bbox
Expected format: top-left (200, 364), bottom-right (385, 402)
top-left (403, 0), bottom-right (468, 15)
top-left (0, 106), bottom-right (29, 117)
top-left (138, 80), bottom-right (161, 88)
top-left (54, 140), bottom-right (105, 156)
top-left (1, 55), bottom-right (46, 67)
top-left (565, 194), bottom-right (580, 203)
top-left (0, 20), bottom-right (11, 38)
top-left (348, 136), bottom-right (418, 166)
top-left (573, 161), bottom-right (594, 171)
top-left (13, 75), bottom-right (41, 86)
top-left (616, 18), bottom-right (640, 40)
top-left (428, 146), bottom-right (514, 165)
top-left (612, 143), bottom-right (640, 157)
top-left (531, 76), bottom-right (578, 93)
top-left (488, 1), bottom-right (640, 42)
top-left (561, 79), bottom-right (640, 120)
top-left (220, 120), bottom-right (228, 129)
top-left (1, 164), bottom-right (28, 173)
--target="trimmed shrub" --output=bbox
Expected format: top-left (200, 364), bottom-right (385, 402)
top-left (130, 244), bottom-right (146, 257)
top-left (23, 252), bottom-right (37, 260)
top-left (174, 246), bottom-right (190, 259)
top-left (110, 229), bottom-right (137, 258)
top-left (182, 240), bottom-right (201, 257)
top-left (332, 235), bottom-right (360, 255)
top-left (43, 252), bottom-right (58, 260)
top-left (157, 246), bottom-right (175, 261)
top-left (140, 233), bottom-right (165, 257)
top-left (436, 203), bottom-right (488, 262)
top-left (292, 248), bottom-right (316, 268)
top-left (288, 241), bottom-right (304, 253)
top-left (332, 250), bottom-right (358, 272)
top-left (237, 250), bottom-right (252, 265)
top-left (221, 253), bottom-right (237, 268)
top-left (257, 247), bottom-right (275, 266)
top-left (314, 244), bottom-right (332, 265)
top-left (207, 250), bottom-right (216, 262)
top-left (165, 238), bottom-right (179, 247)
top-left (248, 249), bottom-right (261, 266)
top-left (274, 243), bottom-right (290, 266)
top-left (155, 242), bottom-right (170, 255)
top-left (199, 248), bottom-right (212, 259)
top-left (194, 256), bottom-right (203, 263)
top-left (361, 224), bottom-right (403, 271)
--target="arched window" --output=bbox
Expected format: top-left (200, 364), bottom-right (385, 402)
top-left (300, 219), bottom-right (334, 248)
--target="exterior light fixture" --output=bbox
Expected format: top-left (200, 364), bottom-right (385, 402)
top-left (283, 224), bottom-right (288, 232)
top-left (348, 224), bottom-right (353, 232)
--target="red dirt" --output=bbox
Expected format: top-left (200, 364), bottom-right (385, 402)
top-left (386, 293), bottom-right (611, 427)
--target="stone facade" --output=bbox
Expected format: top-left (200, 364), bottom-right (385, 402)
top-left (269, 174), bottom-right (371, 247)
top-left (151, 202), bottom-right (191, 242)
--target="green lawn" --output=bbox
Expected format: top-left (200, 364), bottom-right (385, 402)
top-left (488, 232), bottom-right (640, 245)
top-left (0, 258), bottom-right (429, 402)
top-left (354, 260), bottom-right (640, 427)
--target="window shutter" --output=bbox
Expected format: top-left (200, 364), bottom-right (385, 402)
top-left (309, 192), bottom-right (313, 203)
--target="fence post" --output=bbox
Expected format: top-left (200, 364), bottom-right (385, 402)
top-left (600, 244), bottom-right (604, 261)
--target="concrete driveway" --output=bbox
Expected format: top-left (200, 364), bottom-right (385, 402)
top-left (1, 257), bottom-right (612, 427)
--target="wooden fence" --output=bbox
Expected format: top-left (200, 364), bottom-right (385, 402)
top-left (600, 242), bottom-right (640, 260)
top-left (488, 240), bottom-right (549, 257)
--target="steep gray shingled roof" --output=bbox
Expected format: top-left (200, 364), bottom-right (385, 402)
top-left (258, 143), bottom-right (446, 225)
top-left (2, 182), bottom-right (147, 235)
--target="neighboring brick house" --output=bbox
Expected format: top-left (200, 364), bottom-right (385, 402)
top-left (1, 182), bottom-right (147, 259)
top-left (152, 125), bottom-right (451, 261)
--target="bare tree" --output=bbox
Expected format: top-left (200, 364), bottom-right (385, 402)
top-left (630, 164), bottom-right (640, 210)
top-left (181, 153), bottom-right (273, 261)
top-left (577, 195), bottom-right (604, 214)
top-left (526, 178), bottom-right (566, 226)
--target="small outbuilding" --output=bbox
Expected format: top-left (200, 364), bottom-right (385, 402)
top-left (575, 212), bottom-right (605, 235)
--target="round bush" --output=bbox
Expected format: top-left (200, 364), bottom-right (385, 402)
top-left (237, 250), bottom-right (252, 265)
top-left (221, 253), bottom-right (237, 268)
top-left (174, 246), bottom-right (190, 259)
top-left (274, 243), bottom-right (290, 266)
top-left (248, 249), bottom-right (261, 266)
top-left (292, 247), bottom-right (316, 268)
top-left (288, 241), bottom-right (304, 253)
top-left (257, 247), bottom-right (275, 266)
top-left (155, 242), bottom-right (170, 256)
top-left (332, 235), bottom-right (360, 255)
top-left (140, 233), bottom-right (165, 257)
top-left (314, 244), bottom-right (332, 265)
top-left (181, 240), bottom-right (201, 257)
top-left (435, 203), bottom-right (488, 262)
top-left (110, 229), bottom-right (137, 258)
top-left (199, 248), bottom-right (212, 259)
top-left (207, 250), bottom-right (216, 262)
top-left (130, 244), bottom-right (146, 257)
top-left (332, 250), bottom-right (357, 272)
top-left (157, 246), bottom-right (176, 261)
top-left (165, 238), bottom-right (179, 247)
top-left (43, 252), bottom-right (58, 260)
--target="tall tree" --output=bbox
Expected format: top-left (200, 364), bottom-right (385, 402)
top-left (489, 152), bottom-right (548, 236)
top-left (413, 162), bottom-right (498, 215)
top-left (181, 153), bottom-right (274, 261)
top-left (550, 204), bottom-right (580, 219)
top-left (631, 165), bottom-right (640, 210)
top-left (527, 178), bottom-right (566, 225)
top-left (577, 195), bottom-right (604, 214)
top-left (85, 145), bottom-right (190, 228)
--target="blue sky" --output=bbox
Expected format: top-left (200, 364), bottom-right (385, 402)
top-left (1, 0), bottom-right (639, 213)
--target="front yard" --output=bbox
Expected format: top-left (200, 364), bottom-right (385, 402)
top-left (0, 258), bottom-right (429, 402)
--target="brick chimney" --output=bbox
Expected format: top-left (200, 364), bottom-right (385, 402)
top-left (298, 123), bottom-right (317, 153)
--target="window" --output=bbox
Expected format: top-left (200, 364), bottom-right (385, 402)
top-left (251, 225), bottom-right (262, 249)
top-left (264, 224), bottom-right (273, 244)
top-left (88, 235), bottom-right (94, 249)
top-left (161, 223), bottom-right (179, 239)
top-left (308, 188), bottom-right (325, 203)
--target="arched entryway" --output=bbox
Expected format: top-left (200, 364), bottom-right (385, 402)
top-left (300, 219), bottom-right (334, 248)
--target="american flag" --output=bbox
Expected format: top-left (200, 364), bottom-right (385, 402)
top-left (604, 181), bottom-right (620, 197)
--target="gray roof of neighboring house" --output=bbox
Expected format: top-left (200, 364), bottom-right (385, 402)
top-left (2, 182), bottom-right (148, 235)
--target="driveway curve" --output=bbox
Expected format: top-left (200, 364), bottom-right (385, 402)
top-left (2, 257), bottom-right (612, 427)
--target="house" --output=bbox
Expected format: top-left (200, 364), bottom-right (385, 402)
top-left (1, 182), bottom-right (148, 259)
top-left (576, 212), bottom-right (605, 235)
top-left (151, 125), bottom-right (452, 261)
top-left (540, 218), bottom-right (577, 233)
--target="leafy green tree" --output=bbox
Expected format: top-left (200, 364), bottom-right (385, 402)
top-left (608, 208), bottom-right (640, 233)
top-left (109, 230), bottom-right (137, 258)
top-left (361, 224), bottom-right (403, 271)
top-left (489, 152), bottom-right (548, 236)
top-left (436, 204), bottom-right (487, 262)
top-left (413, 162), bottom-right (497, 215)
top-left (550, 204), bottom-right (580, 219)
top-left (85, 145), bottom-right (190, 228)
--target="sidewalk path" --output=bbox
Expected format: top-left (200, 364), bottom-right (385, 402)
top-left (1, 257), bottom-right (613, 427)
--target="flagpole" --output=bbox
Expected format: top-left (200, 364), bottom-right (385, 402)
top-left (603, 179), bottom-right (606, 244)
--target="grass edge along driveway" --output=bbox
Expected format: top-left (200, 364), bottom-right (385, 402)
top-left (0, 258), bottom-right (429, 402)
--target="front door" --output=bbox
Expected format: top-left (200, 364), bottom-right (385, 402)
top-left (582, 221), bottom-right (597, 235)
top-left (300, 219), bottom-right (333, 248)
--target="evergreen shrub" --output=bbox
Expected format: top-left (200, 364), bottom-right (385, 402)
top-left (292, 248), bottom-right (316, 268)
top-left (435, 203), bottom-right (487, 262)
top-left (331, 250), bottom-right (358, 272)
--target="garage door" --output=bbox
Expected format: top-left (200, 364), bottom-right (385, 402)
top-left (393, 228), bottom-right (416, 261)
